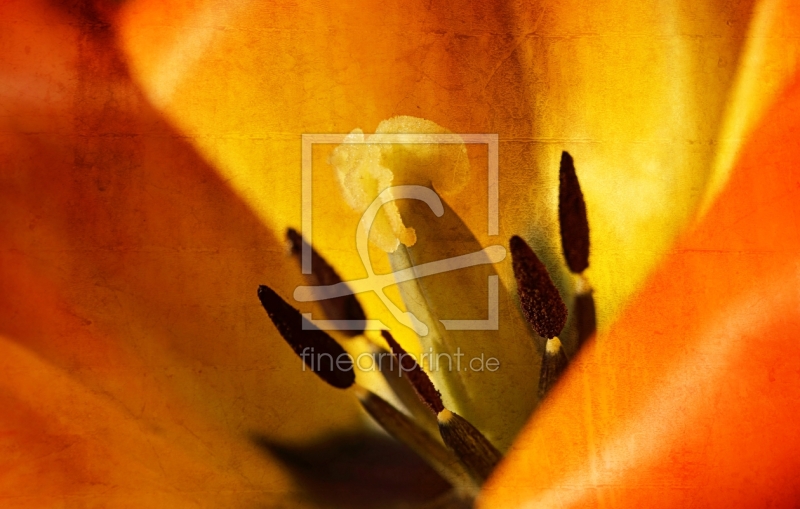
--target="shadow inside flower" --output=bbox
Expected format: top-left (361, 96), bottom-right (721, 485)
top-left (252, 432), bottom-right (463, 508)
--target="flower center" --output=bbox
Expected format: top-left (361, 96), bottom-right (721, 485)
top-left (256, 119), bottom-right (596, 505)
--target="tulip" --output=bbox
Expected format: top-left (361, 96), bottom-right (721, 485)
top-left (2, 0), bottom-right (799, 507)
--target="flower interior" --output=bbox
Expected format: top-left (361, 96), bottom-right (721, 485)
top-left (257, 117), bottom-right (596, 507)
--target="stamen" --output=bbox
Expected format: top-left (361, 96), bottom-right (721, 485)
top-left (559, 155), bottom-right (596, 349)
top-left (381, 333), bottom-right (501, 483)
top-left (510, 236), bottom-right (568, 339)
top-left (558, 151), bottom-right (590, 274)
top-left (352, 385), bottom-right (478, 496)
top-left (286, 228), bottom-right (367, 336)
top-left (437, 409), bottom-right (503, 483)
top-left (538, 337), bottom-right (569, 399)
top-left (257, 285), bottom-right (355, 389)
top-left (371, 343), bottom-right (440, 435)
top-left (382, 330), bottom-right (444, 414)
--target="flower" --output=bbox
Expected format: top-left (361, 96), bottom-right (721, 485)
top-left (2, 0), bottom-right (799, 507)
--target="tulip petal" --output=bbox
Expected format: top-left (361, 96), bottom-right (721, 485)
top-left (702, 0), bottom-right (800, 214)
top-left (506, 0), bottom-right (759, 327)
top-left (1, 0), bottom-right (364, 503)
top-left (0, 334), bottom-right (292, 507)
top-left (479, 73), bottom-right (800, 508)
top-left (115, 0), bottom-right (771, 456)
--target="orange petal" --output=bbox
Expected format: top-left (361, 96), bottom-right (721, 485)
top-left (1, 1), bottom-right (361, 503)
top-left (0, 334), bottom-right (291, 507)
top-left (480, 74), bottom-right (800, 507)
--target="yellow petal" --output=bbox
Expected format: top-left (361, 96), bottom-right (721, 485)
top-left (506, 0), bottom-right (757, 326)
top-left (118, 0), bottom-right (759, 341)
top-left (116, 0), bottom-right (758, 448)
